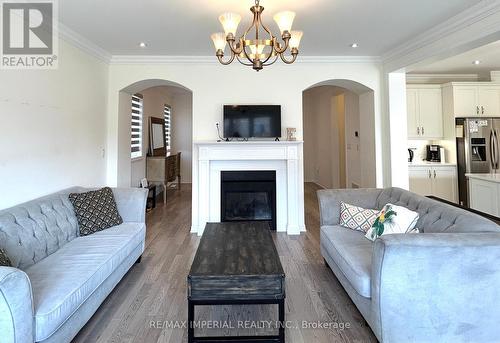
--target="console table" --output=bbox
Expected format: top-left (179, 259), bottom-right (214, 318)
top-left (146, 152), bottom-right (181, 203)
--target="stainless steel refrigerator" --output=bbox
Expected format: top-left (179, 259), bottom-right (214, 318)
top-left (456, 117), bottom-right (500, 206)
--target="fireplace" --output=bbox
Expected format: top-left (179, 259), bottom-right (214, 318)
top-left (221, 171), bottom-right (277, 230)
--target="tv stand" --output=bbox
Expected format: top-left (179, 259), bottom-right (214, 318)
top-left (275, 137), bottom-right (280, 141)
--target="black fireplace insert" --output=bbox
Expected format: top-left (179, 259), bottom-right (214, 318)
top-left (221, 171), bottom-right (277, 230)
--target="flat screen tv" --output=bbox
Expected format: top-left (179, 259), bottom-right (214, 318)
top-left (223, 105), bottom-right (281, 139)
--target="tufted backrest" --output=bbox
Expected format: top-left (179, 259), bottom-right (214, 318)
top-left (376, 188), bottom-right (500, 233)
top-left (0, 187), bottom-right (83, 270)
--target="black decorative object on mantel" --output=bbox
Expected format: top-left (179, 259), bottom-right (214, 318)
top-left (187, 222), bottom-right (286, 343)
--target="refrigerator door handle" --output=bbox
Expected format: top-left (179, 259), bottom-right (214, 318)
top-left (495, 129), bottom-right (499, 170)
top-left (490, 130), bottom-right (495, 170)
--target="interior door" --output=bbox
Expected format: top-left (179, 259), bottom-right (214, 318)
top-left (431, 167), bottom-right (457, 203)
top-left (418, 88), bottom-right (443, 138)
top-left (453, 86), bottom-right (478, 116)
top-left (407, 89), bottom-right (419, 138)
top-left (478, 87), bottom-right (500, 116)
top-left (409, 167), bottom-right (432, 197)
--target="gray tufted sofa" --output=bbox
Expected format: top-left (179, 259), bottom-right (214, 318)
top-left (317, 187), bottom-right (500, 343)
top-left (0, 186), bottom-right (147, 343)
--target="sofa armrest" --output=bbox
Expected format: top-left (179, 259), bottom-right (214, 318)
top-left (112, 188), bottom-right (148, 223)
top-left (0, 267), bottom-right (34, 343)
top-left (371, 233), bottom-right (500, 343)
top-left (316, 188), bottom-right (381, 226)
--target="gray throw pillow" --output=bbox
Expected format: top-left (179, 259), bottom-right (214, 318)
top-left (0, 248), bottom-right (11, 267)
top-left (69, 187), bottom-right (123, 236)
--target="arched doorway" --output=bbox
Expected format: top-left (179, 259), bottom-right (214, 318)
top-left (302, 79), bottom-right (376, 189)
top-left (117, 79), bottom-right (193, 202)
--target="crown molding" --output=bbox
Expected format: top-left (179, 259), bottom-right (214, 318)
top-left (382, 0), bottom-right (500, 72)
top-left (109, 55), bottom-right (381, 65)
top-left (59, 23), bottom-right (112, 63)
top-left (406, 73), bottom-right (479, 84)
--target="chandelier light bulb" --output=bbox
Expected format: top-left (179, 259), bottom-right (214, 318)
top-left (289, 31), bottom-right (303, 49)
top-left (211, 33), bottom-right (227, 51)
top-left (273, 11), bottom-right (296, 34)
top-left (249, 44), bottom-right (266, 58)
top-left (219, 13), bottom-right (241, 36)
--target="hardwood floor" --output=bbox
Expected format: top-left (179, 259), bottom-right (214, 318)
top-left (73, 183), bottom-right (377, 343)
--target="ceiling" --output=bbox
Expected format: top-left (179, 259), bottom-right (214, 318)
top-left (410, 40), bottom-right (500, 78)
top-left (59, 0), bottom-right (481, 56)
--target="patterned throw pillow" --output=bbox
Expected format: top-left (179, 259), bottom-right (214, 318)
top-left (339, 202), bottom-right (379, 232)
top-left (365, 203), bottom-right (419, 241)
top-left (69, 187), bottom-right (123, 236)
top-left (0, 249), bottom-right (12, 267)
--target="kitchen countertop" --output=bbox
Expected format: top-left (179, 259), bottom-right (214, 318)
top-left (465, 173), bottom-right (500, 183)
top-left (409, 161), bottom-right (456, 166)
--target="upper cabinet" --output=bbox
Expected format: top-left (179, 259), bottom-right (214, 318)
top-left (407, 85), bottom-right (443, 139)
top-left (442, 83), bottom-right (500, 117)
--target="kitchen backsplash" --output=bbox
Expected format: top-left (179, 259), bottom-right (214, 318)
top-left (408, 139), bottom-right (453, 163)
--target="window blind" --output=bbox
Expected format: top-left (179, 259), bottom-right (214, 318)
top-left (164, 104), bottom-right (171, 151)
top-left (131, 93), bottom-right (143, 158)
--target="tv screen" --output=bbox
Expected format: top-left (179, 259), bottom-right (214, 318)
top-left (223, 105), bottom-right (281, 138)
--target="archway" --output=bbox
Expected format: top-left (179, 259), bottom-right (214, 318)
top-left (116, 79), bottom-right (193, 201)
top-left (302, 79), bottom-right (376, 189)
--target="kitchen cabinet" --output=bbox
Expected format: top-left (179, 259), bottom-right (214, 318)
top-left (409, 165), bottom-right (458, 203)
top-left (407, 85), bottom-right (443, 139)
top-left (443, 83), bottom-right (500, 117)
top-left (467, 174), bottom-right (500, 216)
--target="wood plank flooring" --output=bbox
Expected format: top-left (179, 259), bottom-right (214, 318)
top-left (73, 183), bottom-right (377, 343)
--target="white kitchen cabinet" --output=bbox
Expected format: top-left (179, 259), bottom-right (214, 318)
top-left (478, 87), bottom-right (500, 116)
top-left (409, 165), bottom-right (458, 203)
top-left (407, 85), bottom-right (443, 139)
top-left (408, 166), bottom-right (433, 196)
top-left (443, 83), bottom-right (500, 117)
top-left (407, 89), bottom-right (419, 138)
top-left (468, 177), bottom-right (499, 216)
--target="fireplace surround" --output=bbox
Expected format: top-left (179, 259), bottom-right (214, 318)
top-left (192, 141), bottom-right (305, 235)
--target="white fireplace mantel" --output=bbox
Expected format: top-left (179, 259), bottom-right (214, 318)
top-left (191, 141), bottom-right (305, 235)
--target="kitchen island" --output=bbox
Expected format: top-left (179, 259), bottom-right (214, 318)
top-left (466, 173), bottom-right (500, 216)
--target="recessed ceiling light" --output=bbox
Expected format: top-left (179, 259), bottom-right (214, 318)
top-left (139, 42), bottom-right (147, 48)
top-left (350, 43), bottom-right (359, 48)
top-left (472, 60), bottom-right (481, 65)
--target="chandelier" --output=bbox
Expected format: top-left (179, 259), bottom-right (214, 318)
top-left (211, 0), bottom-right (303, 71)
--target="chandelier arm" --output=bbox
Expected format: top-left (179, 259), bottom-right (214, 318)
top-left (274, 37), bottom-right (290, 54)
top-left (262, 55), bottom-right (279, 66)
top-left (241, 45), bottom-right (255, 64)
top-left (243, 10), bottom-right (258, 40)
top-left (279, 52), bottom-right (298, 64)
top-left (217, 51), bottom-right (236, 65)
top-left (228, 38), bottom-right (244, 55)
top-left (236, 54), bottom-right (254, 66)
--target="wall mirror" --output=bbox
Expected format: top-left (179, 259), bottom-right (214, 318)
top-left (149, 117), bottom-right (166, 156)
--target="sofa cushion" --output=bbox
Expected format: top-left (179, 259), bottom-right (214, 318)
top-left (24, 222), bottom-right (145, 341)
top-left (340, 202), bottom-right (379, 232)
top-left (321, 225), bottom-right (372, 298)
top-left (0, 188), bottom-right (80, 269)
top-left (69, 187), bottom-right (123, 236)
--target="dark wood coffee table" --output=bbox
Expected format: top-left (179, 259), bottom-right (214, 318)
top-left (187, 222), bottom-right (286, 343)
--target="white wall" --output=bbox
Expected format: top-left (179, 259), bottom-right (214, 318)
top-left (344, 92), bottom-right (361, 187)
top-left (106, 61), bottom-right (384, 189)
top-left (0, 40), bottom-right (108, 209)
top-left (130, 85), bottom-right (192, 187)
